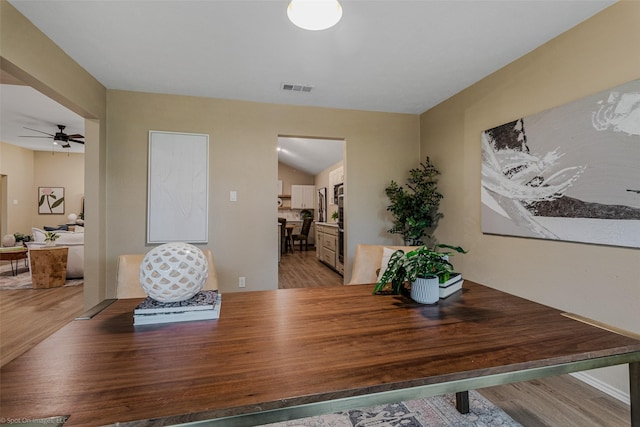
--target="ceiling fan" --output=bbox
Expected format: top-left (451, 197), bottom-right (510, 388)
top-left (21, 124), bottom-right (84, 148)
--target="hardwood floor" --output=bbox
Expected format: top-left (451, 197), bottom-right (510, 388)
top-left (0, 285), bottom-right (84, 367)
top-left (0, 255), bottom-right (630, 426)
top-left (278, 245), bottom-right (343, 288)
top-left (481, 375), bottom-right (630, 426)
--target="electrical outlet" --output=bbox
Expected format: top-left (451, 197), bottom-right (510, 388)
top-left (239, 276), bottom-right (246, 288)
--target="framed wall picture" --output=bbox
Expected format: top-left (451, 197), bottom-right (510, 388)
top-left (38, 187), bottom-right (65, 214)
top-left (147, 131), bottom-right (209, 244)
top-left (318, 187), bottom-right (327, 222)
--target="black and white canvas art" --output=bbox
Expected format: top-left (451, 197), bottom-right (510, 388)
top-left (481, 79), bottom-right (640, 248)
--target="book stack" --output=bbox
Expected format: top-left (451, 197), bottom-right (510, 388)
top-left (133, 290), bottom-right (221, 325)
top-left (439, 273), bottom-right (463, 299)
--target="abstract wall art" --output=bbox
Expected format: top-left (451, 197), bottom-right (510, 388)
top-left (147, 131), bottom-right (209, 244)
top-left (481, 79), bottom-right (640, 248)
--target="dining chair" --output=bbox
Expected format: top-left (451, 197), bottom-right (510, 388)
top-left (347, 244), bottom-right (420, 285)
top-left (292, 217), bottom-right (313, 252)
top-left (116, 248), bottom-right (219, 298)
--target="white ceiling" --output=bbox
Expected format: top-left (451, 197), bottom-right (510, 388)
top-left (278, 136), bottom-right (344, 175)
top-left (2, 0), bottom-right (616, 165)
top-left (0, 83), bottom-right (85, 154)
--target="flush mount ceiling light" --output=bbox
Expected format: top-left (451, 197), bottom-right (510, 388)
top-left (287, 0), bottom-right (343, 31)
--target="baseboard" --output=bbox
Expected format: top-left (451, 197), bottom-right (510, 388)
top-left (570, 372), bottom-right (630, 405)
top-left (75, 298), bottom-right (116, 320)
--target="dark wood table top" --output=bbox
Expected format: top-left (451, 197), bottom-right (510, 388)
top-left (2, 282), bottom-right (639, 426)
top-left (0, 247), bottom-right (27, 260)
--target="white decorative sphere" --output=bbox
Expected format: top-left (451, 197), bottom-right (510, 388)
top-left (139, 242), bottom-right (208, 302)
top-left (67, 213), bottom-right (78, 223)
top-left (2, 234), bottom-right (16, 247)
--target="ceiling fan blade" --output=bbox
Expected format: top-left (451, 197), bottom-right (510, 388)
top-left (23, 126), bottom-right (54, 136)
top-left (20, 135), bottom-right (52, 138)
top-left (68, 134), bottom-right (84, 139)
top-left (69, 139), bottom-right (85, 144)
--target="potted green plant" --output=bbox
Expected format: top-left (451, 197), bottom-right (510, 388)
top-left (44, 232), bottom-right (60, 247)
top-left (373, 244), bottom-right (467, 303)
top-left (384, 157), bottom-right (443, 246)
top-left (13, 233), bottom-right (33, 245)
top-left (331, 211), bottom-right (339, 222)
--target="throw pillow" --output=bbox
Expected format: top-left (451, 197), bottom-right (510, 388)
top-left (44, 225), bottom-right (69, 232)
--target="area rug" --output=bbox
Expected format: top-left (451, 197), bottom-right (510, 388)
top-left (0, 264), bottom-right (83, 290)
top-left (260, 390), bottom-right (521, 427)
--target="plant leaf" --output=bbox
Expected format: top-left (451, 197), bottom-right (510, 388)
top-left (51, 198), bottom-right (64, 209)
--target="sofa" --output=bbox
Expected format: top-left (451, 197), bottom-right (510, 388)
top-left (28, 227), bottom-right (84, 279)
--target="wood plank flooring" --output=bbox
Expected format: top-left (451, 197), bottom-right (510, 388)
top-left (0, 284), bottom-right (84, 366)
top-left (278, 246), bottom-right (343, 288)
top-left (0, 254), bottom-right (630, 426)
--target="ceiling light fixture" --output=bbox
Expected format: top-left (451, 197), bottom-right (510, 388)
top-left (287, 0), bottom-right (342, 31)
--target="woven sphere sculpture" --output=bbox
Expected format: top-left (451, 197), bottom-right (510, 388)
top-left (2, 234), bottom-right (16, 247)
top-left (140, 242), bottom-right (209, 302)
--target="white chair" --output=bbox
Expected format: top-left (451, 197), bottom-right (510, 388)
top-left (347, 244), bottom-right (420, 285)
top-left (116, 249), bottom-right (219, 299)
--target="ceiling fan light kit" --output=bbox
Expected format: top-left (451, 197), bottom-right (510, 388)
top-left (287, 0), bottom-right (342, 31)
top-left (21, 124), bottom-right (85, 149)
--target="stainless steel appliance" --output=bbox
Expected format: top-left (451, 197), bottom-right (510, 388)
top-left (335, 183), bottom-right (344, 264)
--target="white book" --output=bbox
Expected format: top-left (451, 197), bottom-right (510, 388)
top-left (440, 279), bottom-right (463, 299)
top-left (134, 290), bottom-right (218, 315)
top-left (439, 273), bottom-right (462, 288)
top-left (134, 295), bottom-right (221, 325)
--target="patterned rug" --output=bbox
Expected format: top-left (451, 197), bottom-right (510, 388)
top-left (261, 390), bottom-right (521, 427)
top-left (0, 263), bottom-right (83, 290)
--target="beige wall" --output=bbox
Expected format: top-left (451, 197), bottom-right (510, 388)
top-left (421, 1), bottom-right (640, 396)
top-left (1, 0), bottom-right (107, 308)
top-left (0, 142), bottom-right (34, 236)
top-left (106, 90), bottom-right (419, 295)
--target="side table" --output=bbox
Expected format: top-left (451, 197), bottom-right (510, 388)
top-left (29, 246), bottom-right (68, 289)
top-left (0, 247), bottom-right (28, 276)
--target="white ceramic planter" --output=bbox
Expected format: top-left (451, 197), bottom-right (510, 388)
top-left (410, 276), bottom-right (439, 304)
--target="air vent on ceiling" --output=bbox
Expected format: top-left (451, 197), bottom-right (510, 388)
top-left (281, 83), bottom-right (314, 93)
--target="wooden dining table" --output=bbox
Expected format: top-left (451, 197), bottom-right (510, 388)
top-left (1, 282), bottom-right (639, 426)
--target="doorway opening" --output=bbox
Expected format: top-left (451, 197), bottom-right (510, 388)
top-left (277, 136), bottom-right (345, 288)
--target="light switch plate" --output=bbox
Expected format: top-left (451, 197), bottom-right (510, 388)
top-left (230, 191), bottom-right (237, 202)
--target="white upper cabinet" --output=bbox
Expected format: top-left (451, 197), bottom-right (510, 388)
top-left (291, 185), bottom-right (315, 209)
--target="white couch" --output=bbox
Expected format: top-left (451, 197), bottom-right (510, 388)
top-left (28, 227), bottom-right (84, 279)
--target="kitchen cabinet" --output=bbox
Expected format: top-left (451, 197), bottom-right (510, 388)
top-left (315, 223), bottom-right (338, 271)
top-left (291, 185), bottom-right (315, 209)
